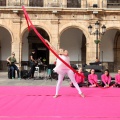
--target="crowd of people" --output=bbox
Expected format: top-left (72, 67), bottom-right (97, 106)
top-left (70, 67), bottom-right (120, 88)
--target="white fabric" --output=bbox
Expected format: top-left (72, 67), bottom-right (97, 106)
top-left (53, 55), bottom-right (70, 74)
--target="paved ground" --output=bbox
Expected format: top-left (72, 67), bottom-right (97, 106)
top-left (0, 72), bottom-right (117, 86)
top-left (0, 72), bottom-right (70, 86)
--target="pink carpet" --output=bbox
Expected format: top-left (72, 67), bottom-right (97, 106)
top-left (0, 86), bottom-right (120, 120)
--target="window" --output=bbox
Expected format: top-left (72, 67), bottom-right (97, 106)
top-left (107, 0), bottom-right (120, 8)
top-left (67, 0), bottom-right (81, 8)
top-left (29, 0), bottom-right (43, 7)
top-left (0, 0), bottom-right (6, 6)
top-left (107, 0), bottom-right (120, 3)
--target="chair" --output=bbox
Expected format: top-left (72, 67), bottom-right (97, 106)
top-left (46, 68), bottom-right (52, 81)
top-left (34, 66), bottom-right (40, 78)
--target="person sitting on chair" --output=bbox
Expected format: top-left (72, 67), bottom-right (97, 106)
top-left (7, 52), bottom-right (20, 79)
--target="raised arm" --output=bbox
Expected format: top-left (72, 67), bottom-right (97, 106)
top-left (45, 40), bottom-right (59, 54)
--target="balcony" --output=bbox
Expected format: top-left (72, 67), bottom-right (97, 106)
top-left (29, 0), bottom-right (43, 7)
top-left (0, 0), bottom-right (83, 8)
top-left (7, 0), bottom-right (43, 7)
top-left (103, 0), bottom-right (120, 8)
top-left (67, 0), bottom-right (81, 8)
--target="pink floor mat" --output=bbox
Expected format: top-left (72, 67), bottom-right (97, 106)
top-left (0, 86), bottom-right (120, 120)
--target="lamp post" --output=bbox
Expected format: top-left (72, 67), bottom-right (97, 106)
top-left (88, 21), bottom-right (106, 59)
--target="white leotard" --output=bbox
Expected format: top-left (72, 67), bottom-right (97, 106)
top-left (53, 55), bottom-right (70, 73)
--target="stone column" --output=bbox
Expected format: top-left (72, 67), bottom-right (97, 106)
top-left (81, 0), bottom-right (87, 8)
top-left (12, 17), bottom-right (22, 70)
top-left (61, 0), bottom-right (67, 7)
top-left (50, 17), bottom-right (60, 64)
top-left (102, 0), bottom-right (107, 8)
top-left (49, 19), bottom-right (59, 64)
top-left (86, 35), bottom-right (97, 64)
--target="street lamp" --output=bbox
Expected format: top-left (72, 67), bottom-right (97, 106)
top-left (88, 21), bottom-right (106, 59)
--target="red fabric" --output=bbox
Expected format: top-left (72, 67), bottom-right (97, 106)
top-left (0, 86), bottom-right (120, 120)
top-left (24, 15), bottom-right (31, 31)
top-left (22, 6), bottom-right (84, 78)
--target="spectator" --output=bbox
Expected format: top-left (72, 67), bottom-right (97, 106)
top-left (101, 69), bottom-right (111, 88)
top-left (115, 69), bottom-right (120, 87)
top-left (70, 68), bottom-right (84, 87)
top-left (7, 52), bottom-right (20, 79)
top-left (88, 69), bottom-right (98, 87)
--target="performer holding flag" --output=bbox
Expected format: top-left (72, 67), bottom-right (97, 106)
top-left (45, 40), bottom-right (84, 98)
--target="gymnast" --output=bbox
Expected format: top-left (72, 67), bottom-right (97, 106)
top-left (45, 40), bottom-right (84, 98)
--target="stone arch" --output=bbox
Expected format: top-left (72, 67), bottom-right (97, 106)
top-left (21, 25), bottom-right (51, 65)
top-left (100, 27), bottom-right (120, 72)
top-left (21, 24), bottom-right (52, 42)
top-left (106, 26), bottom-right (120, 31)
top-left (114, 30), bottom-right (120, 71)
top-left (59, 24), bottom-right (87, 65)
top-left (0, 25), bottom-right (13, 70)
top-left (0, 25), bottom-right (14, 42)
top-left (59, 23), bottom-right (90, 43)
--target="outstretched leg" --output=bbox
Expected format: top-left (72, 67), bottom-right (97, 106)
top-left (67, 70), bottom-right (84, 97)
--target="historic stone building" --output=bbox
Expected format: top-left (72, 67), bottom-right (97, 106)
top-left (0, 0), bottom-right (120, 72)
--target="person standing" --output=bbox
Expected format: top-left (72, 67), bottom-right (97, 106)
top-left (7, 52), bottom-right (20, 79)
top-left (45, 40), bottom-right (84, 98)
top-left (28, 50), bottom-right (37, 79)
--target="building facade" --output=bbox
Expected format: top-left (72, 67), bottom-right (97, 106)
top-left (0, 0), bottom-right (120, 72)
